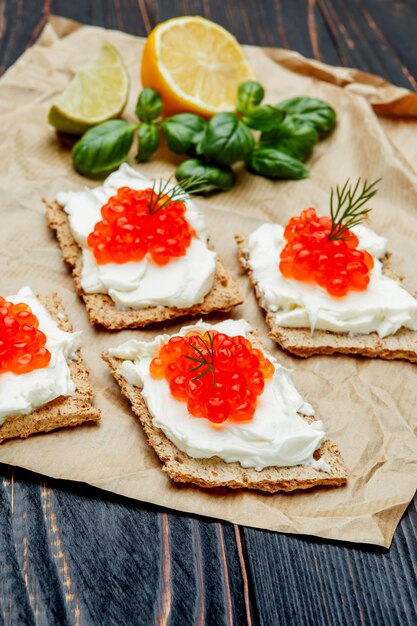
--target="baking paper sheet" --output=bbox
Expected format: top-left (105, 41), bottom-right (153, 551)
top-left (1, 17), bottom-right (416, 547)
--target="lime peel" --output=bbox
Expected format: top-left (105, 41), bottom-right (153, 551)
top-left (48, 42), bottom-right (129, 135)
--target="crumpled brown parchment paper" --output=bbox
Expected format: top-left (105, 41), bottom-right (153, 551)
top-left (0, 16), bottom-right (416, 547)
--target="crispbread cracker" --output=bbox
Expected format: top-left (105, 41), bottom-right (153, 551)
top-left (0, 293), bottom-right (100, 443)
top-left (236, 234), bottom-right (417, 363)
top-left (45, 199), bottom-right (243, 330)
top-left (102, 350), bottom-right (347, 493)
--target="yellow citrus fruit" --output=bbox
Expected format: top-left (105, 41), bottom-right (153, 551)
top-left (141, 16), bottom-right (255, 117)
top-left (48, 42), bottom-right (129, 134)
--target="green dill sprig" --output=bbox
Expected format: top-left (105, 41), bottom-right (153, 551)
top-left (328, 177), bottom-right (381, 241)
top-left (147, 175), bottom-right (213, 215)
top-left (184, 332), bottom-right (215, 387)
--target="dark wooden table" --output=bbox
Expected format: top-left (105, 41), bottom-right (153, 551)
top-left (1, 2), bottom-right (417, 625)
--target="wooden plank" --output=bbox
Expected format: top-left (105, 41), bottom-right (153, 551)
top-left (2, 1), bottom-right (416, 86)
top-left (315, 0), bottom-right (417, 89)
top-left (0, 0), bottom-right (348, 76)
top-left (0, 473), bottom-right (36, 626)
top-left (0, 466), bottom-right (253, 625)
top-left (242, 498), bottom-right (417, 625)
top-left (1, 2), bottom-right (417, 625)
top-left (362, 0), bottom-right (417, 88)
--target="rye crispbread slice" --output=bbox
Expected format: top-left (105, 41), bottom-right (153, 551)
top-left (236, 234), bottom-right (417, 363)
top-left (44, 199), bottom-right (243, 330)
top-left (101, 348), bottom-right (347, 493)
top-left (0, 293), bottom-right (100, 443)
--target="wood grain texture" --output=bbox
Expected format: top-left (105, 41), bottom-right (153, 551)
top-left (0, 466), bottom-right (255, 625)
top-left (243, 497), bottom-right (417, 625)
top-left (1, 1), bottom-right (417, 625)
top-left (2, 464), bottom-right (416, 625)
top-left (0, 0), bottom-right (416, 85)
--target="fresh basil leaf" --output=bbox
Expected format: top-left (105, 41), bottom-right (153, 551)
top-left (276, 97), bottom-right (336, 136)
top-left (236, 81), bottom-right (264, 114)
top-left (247, 147), bottom-right (308, 179)
top-left (161, 113), bottom-right (207, 155)
top-left (242, 105), bottom-right (285, 131)
top-left (135, 87), bottom-right (163, 123)
top-left (175, 158), bottom-right (235, 194)
top-left (199, 112), bottom-right (254, 165)
top-left (192, 128), bottom-right (206, 155)
top-left (72, 120), bottom-right (137, 175)
top-left (136, 123), bottom-right (160, 162)
top-left (260, 117), bottom-right (318, 159)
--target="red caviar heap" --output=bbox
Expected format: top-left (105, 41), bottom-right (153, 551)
top-left (150, 330), bottom-right (275, 424)
top-left (279, 178), bottom-right (380, 297)
top-left (87, 185), bottom-right (194, 266)
top-left (0, 297), bottom-right (51, 375)
top-left (279, 207), bottom-right (374, 297)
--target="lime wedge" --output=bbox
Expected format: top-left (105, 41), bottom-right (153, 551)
top-left (48, 42), bottom-right (129, 135)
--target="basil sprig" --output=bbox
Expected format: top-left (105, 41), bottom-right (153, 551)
top-left (161, 113), bottom-right (206, 155)
top-left (236, 80), bottom-right (264, 115)
top-left (276, 97), bottom-right (336, 137)
top-left (70, 79), bottom-right (336, 193)
top-left (199, 113), bottom-right (254, 165)
top-left (176, 159), bottom-right (235, 193)
top-left (135, 87), bottom-right (163, 123)
top-left (136, 123), bottom-right (160, 162)
top-left (242, 105), bottom-right (285, 131)
top-left (260, 117), bottom-right (318, 159)
top-left (247, 147), bottom-right (308, 179)
top-left (72, 120), bottom-right (137, 175)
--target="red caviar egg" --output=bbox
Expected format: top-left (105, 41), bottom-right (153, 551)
top-left (149, 330), bottom-right (275, 424)
top-left (0, 299), bottom-right (51, 375)
top-left (279, 207), bottom-right (374, 297)
top-left (187, 397), bottom-right (204, 417)
top-left (149, 357), bottom-right (165, 379)
top-left (87, 186), bottom-right (194, 266)
top-left (230, 399), bottom-right (256, 422)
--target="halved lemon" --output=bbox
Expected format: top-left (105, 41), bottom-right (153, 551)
top-left (141, 16), bottom-right (255, 117)
top-left (48, 42), bottom-right (129, 134)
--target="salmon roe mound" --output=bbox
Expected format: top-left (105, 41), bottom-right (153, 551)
top-left (150, 330), bottom-right (275, 424)
top-left (0, 297), bottom-right (51, 375)
top-left (87, 186), bottom-right (194, 266)
top-left (279, 208), bottom-right (374, 297)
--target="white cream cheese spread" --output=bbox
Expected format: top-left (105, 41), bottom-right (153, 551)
top-left (56, 164), bottom-right (217, 309)
top-left (109, 319), bottom-right (329, 472)
top-left (246, 223), bottom-right (417, 338)
top-left (0, 287), bottom-right (81, 425)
